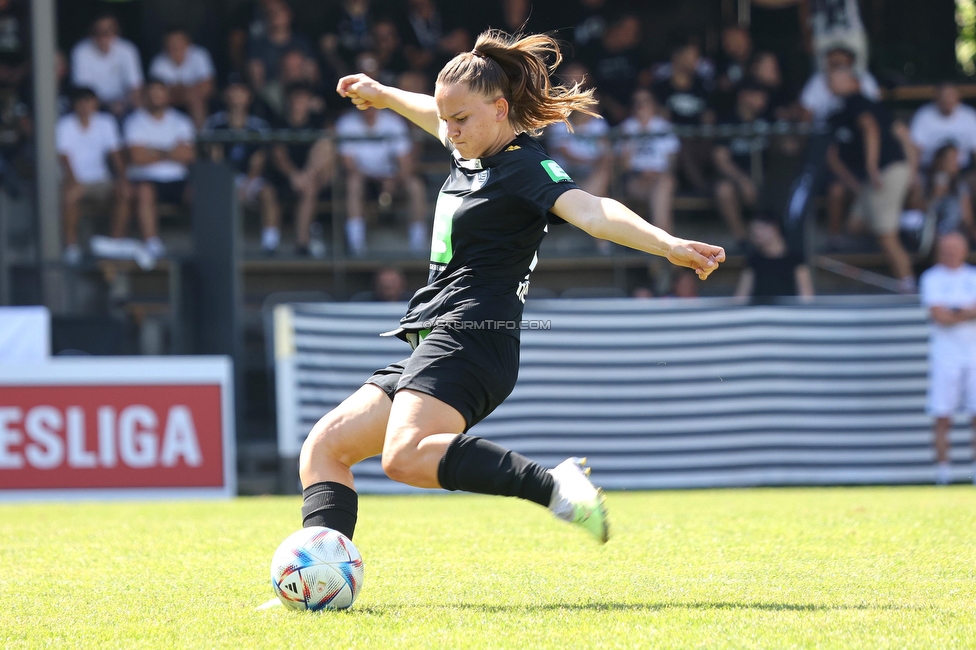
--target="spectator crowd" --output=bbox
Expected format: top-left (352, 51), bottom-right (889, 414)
top-left (0, 0), bottom-right (970, 298)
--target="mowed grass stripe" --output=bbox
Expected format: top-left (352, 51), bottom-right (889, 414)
top-left (1, 487), bottom-right (975, 649)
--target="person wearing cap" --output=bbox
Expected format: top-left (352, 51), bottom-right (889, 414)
top-left (203, 74), bottom-right (282, 255)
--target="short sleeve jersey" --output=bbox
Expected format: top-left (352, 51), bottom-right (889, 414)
top-left (828, 94), bottom-right (904, 180)
top-left (202, 111), bottom-right (269, 175)
top-left (397, 132), bottom-right (578, 339)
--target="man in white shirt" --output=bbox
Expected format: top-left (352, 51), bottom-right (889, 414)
top-left (799, 45), bottom-right (879, 123)
top-left (71, 13), bottom-right (143, 117)
top-left (124, 78), bottom-right (196, 258)
top-left (56, 86), bottom-right (131, 265)
top-left (920, 232), bottom-right (976, 485)
top-left (910, 83), bottom-right (976, 171)
top-left (149, 27), bottom-right (215, 129)
top-left (336, 105), bottom-right (427, 256)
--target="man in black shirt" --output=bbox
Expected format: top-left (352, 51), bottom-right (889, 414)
top-left (826, 67), bottom-right (916, 291)
top-left (203, 75), bottom-right (282, 255)
top-left (270, 82), bottom-right (334, 256)
top-left (713, 81), bottom-right (770, 245)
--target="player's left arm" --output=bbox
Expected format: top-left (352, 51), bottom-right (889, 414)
top-left (552, 188), bottom-right (726, 280)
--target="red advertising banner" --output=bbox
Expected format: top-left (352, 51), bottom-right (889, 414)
top-left (0, 358), bottom-right (234, 499)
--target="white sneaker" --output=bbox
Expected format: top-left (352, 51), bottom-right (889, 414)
top-left (548, 457), bottom-right (610, 543)
top-left (936, 462), bottom-right (952, 486)
top-left (62, 245), bottom-right (82, 266)
top-left (261, 226), bottom-right (280, 254)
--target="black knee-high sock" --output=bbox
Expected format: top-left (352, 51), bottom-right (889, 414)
top-left (301, 481), bottom-right (358, 540)
top-left (437, 435), bottom-right (554, 507)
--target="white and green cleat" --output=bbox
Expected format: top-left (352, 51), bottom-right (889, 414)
top-left (547, 457), bottom-right (610, 543)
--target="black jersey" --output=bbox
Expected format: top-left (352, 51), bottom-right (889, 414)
top-left (396, 132), bottom-right (578, 340)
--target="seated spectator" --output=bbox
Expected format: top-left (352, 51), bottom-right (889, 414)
top-left (123, 78), bottom-right (196, 260)
top-left (581, 13), bottom-right (648, 125)
top-left (799, 45), bottom-right (879, 123)
top-left (362, 267), bottom-right (412, 301)
top-left (547, 70), bottom-right (611, 198)
top-left (825, 67), bottom-right (915, 291)
top-left (71, 12), bottom-right (143, 117)
top-left (270, 82), bottom-right (334, 257)
top-left (925, 143), bottom-right (976, 242)
top-left (248, 0), bottom-right (315, 93)
top-left (398, 0), bottom-right (472, 78)
top-left (149, 27), bottom-right (215, 129)
top-left (369, 19), bottom-right (409, 87)
top-left (652, 35), bottom-right (715, 193)
top-left (618, 89), bottom-right (679, 235)
top-left (750, 52), bottom-right (799, 121)
top-left (910, 83), bottom-right (976, 174)
top-left (319, 0), bottom-right (374, 78)
top-left (227, 0), bottom-right (278, 75)
top-left (714, 24), bottom-right (753, 113)
top-left (203, 74), bottom-right (282, 255)
top-left (0, 0), bottom-right (29, 92)
top-left (56, 86), bottom-right (130, 265)
top-left (734, 216), bottom-right (814, 302)
top-left (571, 0), bottom-right (611, 50)
top-left (260, 47), bottom-right (325, 120)
top-left (713, 81), bottom-right (771, 246)
top-left (336, 103), bottom-right (427, 256)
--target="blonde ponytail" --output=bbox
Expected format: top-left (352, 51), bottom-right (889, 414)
top-left (436, 30), bottom-right (599, 136)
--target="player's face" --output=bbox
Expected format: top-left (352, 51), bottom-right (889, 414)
top-left (434, 82), bottom-right (512, 159)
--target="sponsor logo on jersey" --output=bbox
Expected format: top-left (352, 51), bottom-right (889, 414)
top-left (541, 159), bottom-right (573, 183)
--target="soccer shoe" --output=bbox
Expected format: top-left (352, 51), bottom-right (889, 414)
top-left (548, 457), bottom-right (610, 543)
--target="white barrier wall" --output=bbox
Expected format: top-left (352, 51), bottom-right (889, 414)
top-left (274, 297), bottom-right (968, 493)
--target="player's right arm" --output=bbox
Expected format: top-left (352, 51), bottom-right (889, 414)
top-left (336, 74), bottom-right (440, 139)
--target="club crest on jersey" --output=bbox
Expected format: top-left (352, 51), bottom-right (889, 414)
top-left (471, 169), bottom-right (490, 190)
top-left (541, 159), bottom-right (572, 183)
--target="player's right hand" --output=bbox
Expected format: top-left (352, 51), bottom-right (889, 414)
top-left (336, 74), bottom-right (387, 110)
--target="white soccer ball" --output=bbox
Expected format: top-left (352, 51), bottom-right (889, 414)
top-left (270, 527), bottom-right (364, 611)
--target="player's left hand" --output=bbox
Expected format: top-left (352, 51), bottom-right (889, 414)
top-left (667, 240), bottom-right (726, 280)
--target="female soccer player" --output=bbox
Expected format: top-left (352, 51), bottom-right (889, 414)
top-left (299, 30), bottom-right (726, 544)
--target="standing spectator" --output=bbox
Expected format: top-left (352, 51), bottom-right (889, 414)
top-left (0, 0), bottom-right (29, 92)
top-left (71, 12), bottom-right (144, 117)
top-left (270, 82), bottom-right (334, 257)
top-left (570, 0), bottom-right (612, 49)
top-left (910, 83), bottom-right (976, 173)
top-left (336, 104), bottom-right (427, 256)
top-left (617, 89), bottom-right (679, 235)
top-left (247, 0), bottom-right (315, 94)
top-left (56, 86), bottom-right (130, 265)
top-left (920, 232), bottom-right (976, 485)
top-left (734, 216), bottom-right (814, 302)
top-left (825, 67), bottom-right (915, 291)
top-left (799, 45), bottom-right (878, 123)
top-left (227, 0), bottom-right (278, 75)
top-left (580, 13), bottom-right (647, 125)
top-left (714, 24), bottom-right (754, 113)
top-left (149, 27), bottom-right (215, 129)
top-left (652, 36), bottom-right (715, 193)
top-left (203, 74), bottom-right (282, 255)
top-left (925, 144), bottom-right (976, 242)
top-left (123, 78), bottom-right (196, 260)
top-left (713, 81), bottom-right (771, 245)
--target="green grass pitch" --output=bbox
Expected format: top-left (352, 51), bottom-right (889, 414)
top-left (3, 487), bottom-right (976, 648)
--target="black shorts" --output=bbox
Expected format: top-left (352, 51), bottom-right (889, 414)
top-left (150, 180), bottom-right (187, 205)
top-left (366, 326), bottom-right (520, 430)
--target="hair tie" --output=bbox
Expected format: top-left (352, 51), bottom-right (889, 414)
top-left (471, 49), bottom-right (489, 60)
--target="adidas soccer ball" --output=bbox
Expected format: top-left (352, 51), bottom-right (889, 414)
top-left (270, 527), bottom-right (364, 611)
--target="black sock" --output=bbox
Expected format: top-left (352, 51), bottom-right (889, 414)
top-left (437, 435), bottom-right (554, 507)
top-left (301, 481), bottom-right (358, 540)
